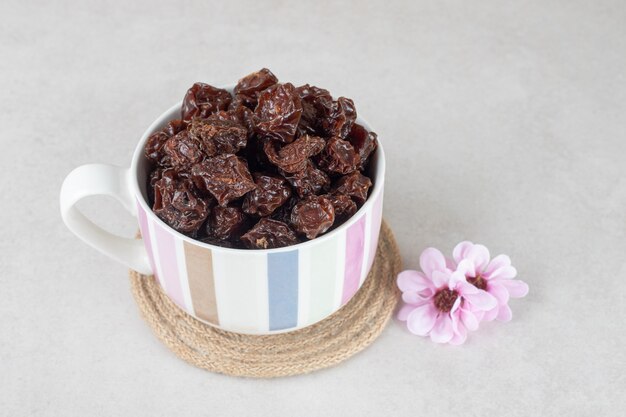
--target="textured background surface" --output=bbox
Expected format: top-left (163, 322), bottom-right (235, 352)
top-left (1, 0), bottom-right (625, 415)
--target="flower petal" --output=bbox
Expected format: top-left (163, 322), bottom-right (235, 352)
top-left (468, 244), bottom-right (491, 272)
top-left (498, 279), bottom-right (529, 298)
top-left (431, 270), bottom-right (451, 289)
top-left (484, 254), bottom-right (517, 279)
top-left (488, 281), bottom-right (510, 305)
top-left (445, 257), bottom-right (457, 271)
top-left (452, 241), bottom-right (474, 264)
top-left (460, 307), bottom-right (479, 331)
top-left (482, 306), bottom-right (498, 321)
top-left (463, 288), bottom-right (498, 311)
top-left (397, 270), bottom-right (434, 292)
top-left (419, 247), bottom-right (448, 277)
top-left (397, 303), bottom-right (415, 321)
top-left (456, 259), bottom-right (476, 277)
top-left (496, 304), bottom-right (513, 322)
top-left (406, 303), bottom-right (439, 336)
top-left (402, 291), bottom-right (429, 305)
top-left (449, 311), bottom-right (468, 345)
top-left (449, 324), bottom-right (467, 345)
top-left (449, 269), bottom-right (468, 289)
top-left (430, 314), bottom-right (454, 343)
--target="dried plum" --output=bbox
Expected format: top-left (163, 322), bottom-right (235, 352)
top-left (253, 83), bottom-right (302, 143)
top-left (317, 136), bottom-right (359, 175)
top-left (181, 83), bottom-right (231, 121)
top-left (191, 154), bottom-right (256, 206)
top-left (332, 171), bottom-right (372, 205)
top-left (145, 119), bottom-right (186, 166)
top-left (242, 173), bottom-right (292, 217)
top-left (347, 123), bottom-right (378, 170)
top-left (188, 116), bottom-right (247, 155)
top-left (163, 130), bottom-right (204, 169)
top-left (282, 160), bottom-right (330, 198)
top-left (326, 193), bottom-right (357, 222)
top-left (153, 169), bottom-right (210, 233)
top-left (263, 134), bottom-right (325, 173)
top-left (234, 68), bottom-right (279, 108)
top-left (145, 71), bottom-right (378, 247)
top-left (240, 218), bottom-right (298, 249)
top-left (291, 195), bottom-right (335, 239)
top-left (206, 206), bottom-right (248, 241)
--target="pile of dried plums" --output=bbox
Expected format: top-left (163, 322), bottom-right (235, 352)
top-left (145, 68), bottom-right (378, 249)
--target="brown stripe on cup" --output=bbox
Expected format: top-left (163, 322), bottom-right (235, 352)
top-left (183, 241), bottom-right (219, 325)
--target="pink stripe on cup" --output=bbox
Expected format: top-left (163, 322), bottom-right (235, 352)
top-left (367, 191), bottom-right (384, 272)
top-left (341, 215), bottom-right (367, 305)
top-left (153, 222), bottom-right (186, 309)
top-left (136, 202), bottom-right (157, 277)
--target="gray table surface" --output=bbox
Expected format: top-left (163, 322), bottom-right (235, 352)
top-left (2, 0), bottom-right (625, 415)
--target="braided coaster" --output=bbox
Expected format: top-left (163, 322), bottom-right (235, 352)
top-left (129, 221), bottom-right (401, 378)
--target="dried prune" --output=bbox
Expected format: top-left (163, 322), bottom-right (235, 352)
top-left (332, 171), bottom-right (372, 205)
top-left (242, 174), bottom-right (292, 217)
top-left (241, 218), bottom-right (298, 249)
top-left (282, 160), bottom-right (330, 198)
top-left (145, 119), bottom-right (187, 166)
top-left (206, 206), bottom-right (248, 241)
top-left (347, 123), bottom-right (378, 170)
top-left (234, 68), bottom-right (279, 108)
top-left (146, 70), bottom-right (378, 249)
top-left (163, 130), bottom-right (204, 169)
top-left (326, 193), bottom-right (357, 222)
top-left (188, 117), bottom-right (247, 155)
top-left (263, 134), bottom-right (325, 173)
top-left (191, 154), bottom-right (256, 206)
top-left (296, 84), bottom-right (334, 136)
top-left (321, 97), bottom-right (356, 139)
top-left (270, 196), bottom-right (299, 224)
top-left (181, 83), bottom-right (232, 121)
top-left (291, 195), bottom-right (335, 239)
top-left (317, 136), bottom-right (359, 175)
top-left (253, 83), bottom-right (302, 143)
top-left (153, 169), bottom-right (210, 233)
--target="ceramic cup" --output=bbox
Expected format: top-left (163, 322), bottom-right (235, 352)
top-left (60, 92), bottom-right (385, 334)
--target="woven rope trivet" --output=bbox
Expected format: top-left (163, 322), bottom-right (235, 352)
top-left (129, 221), bottom-right (401, 378)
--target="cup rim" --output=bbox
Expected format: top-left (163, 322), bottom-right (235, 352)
top-left (130, 90), bottom-right (386, 254)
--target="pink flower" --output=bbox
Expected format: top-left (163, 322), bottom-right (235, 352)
top-left (452, 241), bottom-right (529, 322)
top-left (397, 248), bottom-right (497, 345)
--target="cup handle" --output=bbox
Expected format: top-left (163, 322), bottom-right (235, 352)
top-left (60, 164), bottom-right (152, 275)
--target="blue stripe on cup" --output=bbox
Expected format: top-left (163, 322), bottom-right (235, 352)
top-left (267, 251), bottom-right (299, 331)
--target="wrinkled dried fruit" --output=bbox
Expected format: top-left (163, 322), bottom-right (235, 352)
top-left (145, 119), bottom-right (187, 166)
top-left (242, 174), bottom-right (292, 217)
top-left (146, 71), bottom-right (377, 246)
top-left (241, 218), bottom-right (298, 249)
top-left (326, 193), bottom-right (358, 221)
top-left (188, 117), bottom-right (247, 155)
top-left (207, 206), bottom-right (248, 241)
top-left (234, 68), bottom-right (279, 108)
top-left (291, 195), bottom-right (335, 239)
top-left (318, 136), bottom-right (359, 175)
top-left (282, 161), bottom-right (330, 198)
top-left (332, 171), bottom-right (372, 205)
top-left (163, 130), bottom-right (204, 168)
top-left (253, 83), bottom-right (302, 143)
top-left (181, 83), bottom-right (231, 121)
top-left (347, 123), bottom-right (378, 170)
top-left (153, 169), bottom-right (210, 233)
top-left (191, 154), bottom-right (256, 206)
top-left (263, 134), bottom-right (325, 173)
top-left (321, 97), bottom-right (356, 139)
top-left (296, 84), bottom-right (334, 136)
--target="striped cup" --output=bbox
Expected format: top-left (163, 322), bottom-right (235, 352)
top-left (60, 96), bottom-right (385, 334)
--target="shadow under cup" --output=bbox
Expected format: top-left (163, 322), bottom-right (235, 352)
top-left (133, 103), bottom-right (386, 335)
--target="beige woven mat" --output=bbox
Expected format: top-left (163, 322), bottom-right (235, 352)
top-left (129, 221), bottom-right (401, 378)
